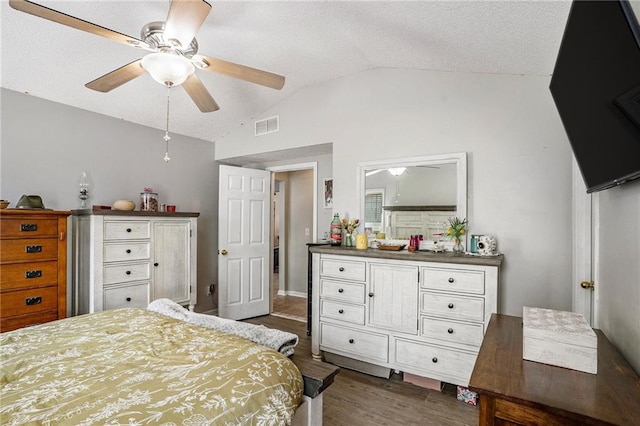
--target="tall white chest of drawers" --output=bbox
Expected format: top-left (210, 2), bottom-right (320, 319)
top-left (310, 246), bottom-right (502, 387)
top-left (72, 210), bottom-right (198, 315)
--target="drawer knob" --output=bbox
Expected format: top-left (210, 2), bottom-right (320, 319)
top-left (338, 288), bottom-right (344, 293)
top-left (25, 245), bottom-right (42, 253)
top-left (126, 297), bottom-right (132, 302)
top-left (25, 296), bottom-right (42, 306)
top-left (448, 328), bottom-right (454, 334)
top-left (126, 249), bottom-right (132, 254)
top-left (126, 270), bottom-right (132, 275)
top-left (368, 292), bottom-right (374, 298)
top-left (348, 339), bottom-right (354, 344)
top-left (339, 267), bottom-right (345, 272)
top-left (448, 303), bottom-right (454, 309)
top-left (25, 270), bottom-right (42, 279)
top-left (432, 357), bottom-right (438, 363)
top-left (154, 262), bottom-right (159, 267)
top-left (20, 223), bottom-right (37, 232)
top-left (448, 277), bottom-right (455, 283)
top-left (126, 228), bottom-right (132, 232)
top-left (338, 309), bottom-right (344, 314)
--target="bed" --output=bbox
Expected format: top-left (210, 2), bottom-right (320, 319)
top-left (1, 307), bottom-right (306, 425)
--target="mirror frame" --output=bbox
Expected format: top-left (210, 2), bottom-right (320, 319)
top-left (358, 152), bottom-right (468, 242)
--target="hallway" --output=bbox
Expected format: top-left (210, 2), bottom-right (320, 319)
top-left (272, 272), bottom-right (306, 321)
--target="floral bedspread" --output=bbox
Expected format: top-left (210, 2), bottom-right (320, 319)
top-left (0, 308), bottom-right (303, 425)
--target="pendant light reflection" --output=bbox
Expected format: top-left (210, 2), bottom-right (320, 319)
top-left (388, 167), bottom-right (406, 176)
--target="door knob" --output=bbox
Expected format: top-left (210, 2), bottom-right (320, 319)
top-left (580, 281), bottom-right (595, 290)
top-left (220, 249), bottom-right (228, 255)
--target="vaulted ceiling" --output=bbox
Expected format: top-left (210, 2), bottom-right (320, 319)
top-left (1, 0), bottom-right (572, 143)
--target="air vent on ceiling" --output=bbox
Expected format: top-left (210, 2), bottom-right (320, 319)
top-left (255, 116), bottom-right (279, 136)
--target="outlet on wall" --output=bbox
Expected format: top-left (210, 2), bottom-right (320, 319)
top-left (207, 284), bottom-right (215, 295)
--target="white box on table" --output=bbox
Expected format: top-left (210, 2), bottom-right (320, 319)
top-left (522, 306), bottom-right (597, 374)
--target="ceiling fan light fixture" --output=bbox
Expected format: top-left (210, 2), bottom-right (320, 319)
top-left (141, 52), bottom-right (195, 86)
top-left (388, 167), bottom-right (406, 176)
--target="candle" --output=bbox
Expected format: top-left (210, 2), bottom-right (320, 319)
top-left (356, 234), bottom-right (368, 250)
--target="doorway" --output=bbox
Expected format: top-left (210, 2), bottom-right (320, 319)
top-left (268, 163), bottom-right (318, 321)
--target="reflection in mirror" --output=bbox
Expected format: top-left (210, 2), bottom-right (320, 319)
top-left (359, 153), bottom-right (467, 244)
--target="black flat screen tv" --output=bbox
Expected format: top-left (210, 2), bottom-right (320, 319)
top-left (550, 0), bottom-right (640, 193)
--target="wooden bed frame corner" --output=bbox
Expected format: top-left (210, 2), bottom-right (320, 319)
top-left (292, 356), bottom-right (339, 426)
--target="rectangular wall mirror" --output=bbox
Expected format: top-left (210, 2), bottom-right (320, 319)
top-left (358, 152), bottom-right (467, 245)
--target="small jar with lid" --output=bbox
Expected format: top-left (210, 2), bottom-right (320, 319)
top-left (140, 192), bottom-right (158, 211)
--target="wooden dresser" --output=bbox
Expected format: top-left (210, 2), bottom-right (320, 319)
top-left (469, 314), bottom-right (640, 425)
top-left (0, 209), bottom-right (71, 332)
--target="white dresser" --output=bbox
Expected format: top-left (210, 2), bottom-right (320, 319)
top-left (72, 210), bottom-right (198, 314)
top-left (310, 246), bottom-right (502, 387)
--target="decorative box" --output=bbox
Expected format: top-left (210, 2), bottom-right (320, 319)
top-left (456, 386), bottom-right (477, 405)
top-left (523, 307), bottom-right (597, 374)
top-left (403, 373), bottom-right (442, 391)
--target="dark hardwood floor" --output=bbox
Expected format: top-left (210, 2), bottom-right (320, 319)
top-left (245, 315), bottom-right (479, 426)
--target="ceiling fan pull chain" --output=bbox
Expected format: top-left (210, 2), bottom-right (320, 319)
top-left (163, 84), bottom-right (172, 163)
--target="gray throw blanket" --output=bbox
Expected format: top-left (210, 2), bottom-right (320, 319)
top-left (148, 299), bottom-right (299, 357)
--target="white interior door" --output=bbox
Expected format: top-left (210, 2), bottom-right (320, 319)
top-left (218, 165), bottom-right (271, 320)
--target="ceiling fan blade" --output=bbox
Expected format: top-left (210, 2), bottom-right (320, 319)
top-left (164, 0), bottom-right (212, 49)
top-left (85, 60), bottom-right (145, 93)
top-left (182, 74), bottom-right (219, 112)
top-left (196, 55), bottom-right (285, 90)
top-left (9, 0), bottom-right (148, 49)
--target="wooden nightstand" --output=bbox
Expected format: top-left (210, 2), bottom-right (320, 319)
top-left (469, 314), bottom-right (640, 425)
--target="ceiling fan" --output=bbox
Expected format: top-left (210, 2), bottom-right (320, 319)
top-left (9, 0), bottom-right (286, 113)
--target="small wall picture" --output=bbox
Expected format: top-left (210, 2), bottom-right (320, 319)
top-left (324, 178), bottom-right (333, 208)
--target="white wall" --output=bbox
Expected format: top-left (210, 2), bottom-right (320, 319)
top-left (1, 88), bottom-right (219, 313)
top-left (216, 68), bottom-right (574, 316)
top-left (596, 182), bottom-right (640, 373)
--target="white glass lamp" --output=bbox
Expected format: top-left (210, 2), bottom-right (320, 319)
top-left (141, 52), bottom-right (195, 86)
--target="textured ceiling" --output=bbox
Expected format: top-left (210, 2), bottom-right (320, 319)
top-left (1, 1), bottom-right (572, 144)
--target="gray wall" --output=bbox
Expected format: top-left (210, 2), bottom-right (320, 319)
top-left (216, 67), bottom-right (640, 374)
top-left (216, 68), bottom-right (574, 316)
top-left (1, 88), bottom-right (219, 313)
top-left (285, 169), bottom-right (313, 295)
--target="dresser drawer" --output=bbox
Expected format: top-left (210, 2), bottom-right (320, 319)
top-left (320, 257), bottom-right (366, 282)
top-left (320, 279), bottom-right (365, 304)
top-left (104, 242), bottom-right (151, 262)
top-left (321, 299), bottom-right (365, 325)
top-left (103, 220), bottom-right (150, 240)
top-left (0, 218), bottom-right (57, 238)
top-left (0, 261), bottom-right (58, 291)
top-left (0, 286), bottom-right (58, 317)
top-left (394, 338), bottom-right (477, 385)
top-left (320, 323), bottom-right (388, 363)
top-left (421, 292), bottom-right (485, 322)
top-left (0, 238), bottom-right (59, 262)
top-left (0, 309), bottom-right (59, 332)
top-left (103, 263), bottom-right (150, 285)
top-left (421, 316), bottom-right (484, 348)
top-left (104, 283), bottom-right (150, 310)
top-left (421, 267), bottom-right (485, 295)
